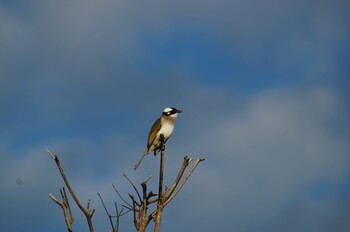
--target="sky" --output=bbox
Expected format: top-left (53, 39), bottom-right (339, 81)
top-left (0, 0), bottom-right (350, 231)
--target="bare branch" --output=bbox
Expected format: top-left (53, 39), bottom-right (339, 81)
top-left (164, 156), bottom-right (192, 202)
top-left (62, 188), bottom-right (74, 222)
top-left (47, 149), bottom-right (95, 232)
top-left (119, 207), bottom-right (132, 217)
top-left (124, 173), bottom-right (142, 204)
top-left (164, 157), bottom-right (205, 206)
top-left (97, 192), bottom-right (116, 232)
top-left (153, 134), bottom-right (166, 232)
top-left (121, 204), bottom-right (134, 211)
top-left (112, 184), bottom-right (133, 208)
top-left (129, 194), bottom-right (138, 229)
top-left (157, 134), bottom-right (165, 204)
top-left (115, 203), bottom-right (120, 232)
top-left (49, 189), bottom-right (73, 232)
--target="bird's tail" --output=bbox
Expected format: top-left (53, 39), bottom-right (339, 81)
top-left (134, 153), bottom-right (147, 171)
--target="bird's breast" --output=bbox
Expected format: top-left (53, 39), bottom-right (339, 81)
top-left (158, 122), bottom-right (174, 139)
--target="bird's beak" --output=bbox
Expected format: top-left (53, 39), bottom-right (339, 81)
top-left (177, 109), bottom-right (183, 113)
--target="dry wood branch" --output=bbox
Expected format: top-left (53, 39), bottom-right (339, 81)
top-left (62, 187), bottom-right (74, 222)
top-left (112, 184), bottom-right (133, 209)
top-left (164, 156), bottom-right (192, 202)
top-left (164, 157), bottom-right (205, 207)
top-left (49, 187), bottom-right (74, 232)
top-left (124, 173), bottom-right (142, 204)
top-left (141, 175), bottom-right (152, 200)
top-left (98, 192), bottom-right (117, 232)
top-left (114, 204), bottom-right (131, 231)
top-left (97, 192), bottom-right (129, 232)
top-left (157, 134), bottom-right (165, 204)
top-left (129, 194), bottom-right (138, 229)
top-left (47, 149), bottom-right (95, 232)
top-left (149, 155), bottom-right (205, 230)
top-left (153, 134), bottom-right (166, 232)
top-left (115, 203), bottom-right (122, 232)
top-left (142, 177), bottom-right (158, 204)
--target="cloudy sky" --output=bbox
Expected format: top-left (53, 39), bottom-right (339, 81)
top-left (1, 0), bottom-right (349, 231)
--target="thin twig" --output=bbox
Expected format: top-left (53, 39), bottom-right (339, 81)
top-left (164, 157), bottom-right (205, 206)
top-left (62, 188), bottom-right (74, 222)
top-left (164, 156), bottom-right (192, 202)
top-left (119, 207), bottom-right (132, 217)
top-left (115, 203), bottom-right (120, 232)
top-left (112, 184), bottom-right (133, 208)
top-left (97, 192), bottom-right (116, 232)
top-left (123, 173), bottom-right (142, 204)
top-left (121, 204), bottom-right (135, 211)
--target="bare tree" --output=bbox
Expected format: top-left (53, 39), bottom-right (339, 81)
top-left (127, 135), bottom-right (205, 232)
top-left (47, 135), bottom-right (204, 232)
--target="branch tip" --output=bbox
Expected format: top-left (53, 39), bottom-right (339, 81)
top-left (46, 149), bottom-right (57, 160)
top-left (142, 175), bottom-right (152, 185)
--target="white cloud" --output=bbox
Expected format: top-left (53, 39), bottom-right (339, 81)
top-left (167, 86), bottom-right (350, 231)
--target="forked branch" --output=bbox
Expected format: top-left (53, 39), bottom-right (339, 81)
top-left (129, 135), bottom-right (205, 232)
top-left (49, 187), bottom-right (74, 232)
top-left (47, 149), bottom-right (95, 232)
top-left (98, 192), bottom-right (130, 232)
top-left (164, 157), bottom-right (205, 206)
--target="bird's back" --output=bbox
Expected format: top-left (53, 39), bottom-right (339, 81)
top-left (144, 117), bottom-right (162, 154)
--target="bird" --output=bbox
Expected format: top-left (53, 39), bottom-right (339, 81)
top-left (134, 107), bottom-right (183, 170)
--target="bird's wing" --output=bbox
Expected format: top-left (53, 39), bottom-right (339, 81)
top-left (147, 117), bottom-right (161, 151)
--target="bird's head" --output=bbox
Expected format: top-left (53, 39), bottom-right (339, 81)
top-left (162, 107), bottom-right (183, 118)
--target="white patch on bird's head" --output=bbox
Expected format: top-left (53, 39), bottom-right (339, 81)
top-left (163, 107), bottom-right (173, 113)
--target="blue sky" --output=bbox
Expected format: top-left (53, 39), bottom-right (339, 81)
top-left (1, 0), bottom-right (350, 231)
